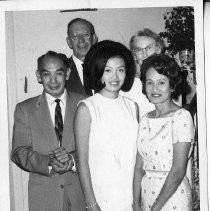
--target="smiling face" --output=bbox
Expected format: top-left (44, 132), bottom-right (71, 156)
top-left (131, 36), bottom-right (161, 66)
top-left (66, 21), bottom-right (97, 62)
top-left (145, 67), bottom-right (172, 105)
top-left (36, 56), bottom-right (70, 98)
top-left (100, 57), bottom-right (126, 98)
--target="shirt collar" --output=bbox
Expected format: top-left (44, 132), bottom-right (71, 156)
top-left (45, 89), bottom-right (67, 106)
top-left (72, 55), bottom-right (83, 66)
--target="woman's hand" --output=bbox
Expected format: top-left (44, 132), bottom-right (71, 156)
top-left (86, 202), bottom-right (102, 211)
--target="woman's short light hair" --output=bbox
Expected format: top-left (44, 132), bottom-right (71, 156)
top-left (130, 28), bottom-right (165, 52)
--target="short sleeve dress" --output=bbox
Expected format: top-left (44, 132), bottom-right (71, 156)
top-left (80, 93), bottom-right (139, 211)
top-left (137, 109), bottom-right (194, 211)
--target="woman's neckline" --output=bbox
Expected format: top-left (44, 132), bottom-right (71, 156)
top-left (96, 93), bottom-right (120, 101)
top-left (147, 108), bottom-right (183, 119)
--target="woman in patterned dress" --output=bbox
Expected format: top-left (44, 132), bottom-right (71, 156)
top-left (74, 40), bottom-right (139, 211)
top-left (133, 54), bottom-right (194, 211)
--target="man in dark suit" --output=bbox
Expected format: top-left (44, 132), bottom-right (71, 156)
top-left (11, 51), bottom-right (86, 211)
top-left (66, 18), bottom-right (98, 96)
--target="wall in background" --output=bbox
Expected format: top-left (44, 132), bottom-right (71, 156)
top-left (9, 7), bottom-right (170, 100)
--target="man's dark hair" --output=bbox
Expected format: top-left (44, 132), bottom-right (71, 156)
top-left (37, 51), bottom-right (68, 72)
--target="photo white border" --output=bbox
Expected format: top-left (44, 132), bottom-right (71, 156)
top-left (204, 2), bottom-right (210, 210)
top-left (0, 0), bottom-right (207, 210)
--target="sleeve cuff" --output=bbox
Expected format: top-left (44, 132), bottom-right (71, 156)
top-left (48, 166), bottom-right (52, 173)
top-left (68, 153), bottom-right (76, 172)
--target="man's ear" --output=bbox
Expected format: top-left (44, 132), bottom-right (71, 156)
top-left (92, 33), bottom-right (98, 45)
top-left (36, 69), bottom-right (42, 84)
top-left (66, 36), bottom-right (73, 49)
top-left (66, 68), bottom-right (71, 80)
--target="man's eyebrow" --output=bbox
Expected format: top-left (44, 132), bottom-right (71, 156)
top-left (56, 68), bottom-right (65, 72)
top-left (41, 68), bottom-right (65, 72)
top-left (41, 69), bottom-right (48, 72)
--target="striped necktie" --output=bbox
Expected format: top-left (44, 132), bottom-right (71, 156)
top-left (55, 99), bottom-right (63, 146)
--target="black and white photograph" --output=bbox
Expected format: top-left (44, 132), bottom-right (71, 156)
top-left (0, 0), bottom-right (208, 211)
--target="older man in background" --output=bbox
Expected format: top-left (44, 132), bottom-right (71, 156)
top-left (65, 18), bottom-right (98, 96)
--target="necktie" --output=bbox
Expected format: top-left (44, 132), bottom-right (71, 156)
top-left (55, 99), bottom-right (63, 146)
top-left (82, 64), bottom-right (93, 96)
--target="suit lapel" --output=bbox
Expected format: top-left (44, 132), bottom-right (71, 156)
top-left (62, 93), bottom-right (75, 151)
top-left (35, 93), bottom-right (58, 149)
top-left (65, 57), bottom-right (86, 95)
top-left (69, 57), bottom-right (82, 86)
top-left (35, 92), bottom-right (76, 151)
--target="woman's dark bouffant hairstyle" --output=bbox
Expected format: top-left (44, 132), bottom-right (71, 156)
top-left (83, 40), bottom-right (136, 92)
top-left (140, 54), bottom-right (189, 100)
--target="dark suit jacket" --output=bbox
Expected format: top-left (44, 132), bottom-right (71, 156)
top-left (11, 91), bottom-right (86, 211)
top-left (65, 56), bottom-right (92, 96)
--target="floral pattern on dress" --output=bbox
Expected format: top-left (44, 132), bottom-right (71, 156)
top-left (137, 109), bottom-right (195, 211)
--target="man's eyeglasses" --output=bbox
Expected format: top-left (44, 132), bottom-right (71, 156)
top-left (132, 43), bottom-right (156, 54)
top-left (70, 33), bottom-right (92, 41)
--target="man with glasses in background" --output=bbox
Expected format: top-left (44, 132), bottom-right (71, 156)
top-left (121, 28), bottom-right (165, 118)
top-left (66, 18), bottom-right (98, 96)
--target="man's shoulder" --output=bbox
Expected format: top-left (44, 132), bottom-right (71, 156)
top-left (67, 91), bottom-right (87, 102)
top-left (67, 56), bottom-right (75, 66)
top-left (16, 94), bottom-right (41, 109)
top-left (67, 56), bottom-right (78, 75)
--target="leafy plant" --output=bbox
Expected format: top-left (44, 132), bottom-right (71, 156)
top-left (159, 7), bottom-right (195, 55)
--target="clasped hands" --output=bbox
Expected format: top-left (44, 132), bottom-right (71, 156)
top-left (48, 147), bottom-right (74, 174)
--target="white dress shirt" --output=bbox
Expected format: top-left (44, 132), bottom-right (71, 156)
top-left (45, 90), bottom-right (76, 172)
top-left (72, 55), bottom-right (95, 95)
top-left (45, 89), bottom-right (67, 126)
top-left (72, 55), bottom-right (84, 85)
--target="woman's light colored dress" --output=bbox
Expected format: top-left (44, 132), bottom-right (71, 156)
top-left (137, 109), bottom-right (194, 211)
top-left (80, 93), bottom-right (138, 211)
